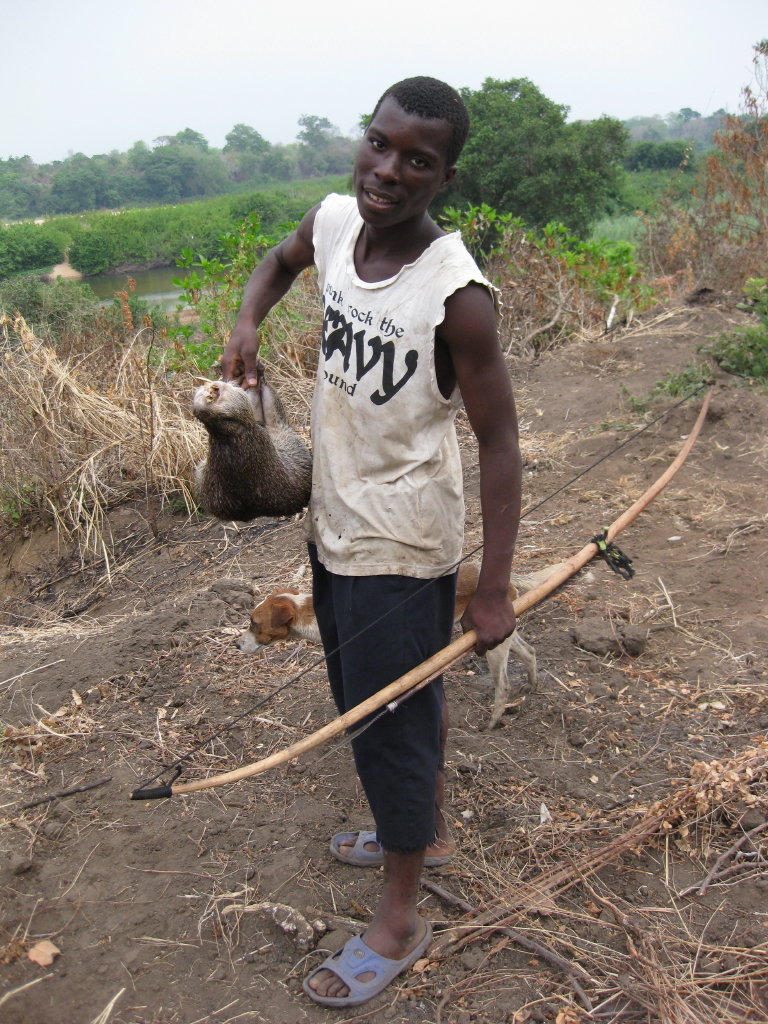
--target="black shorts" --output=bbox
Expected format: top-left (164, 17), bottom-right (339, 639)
top-left (309, 544), bottom-right (457, 853)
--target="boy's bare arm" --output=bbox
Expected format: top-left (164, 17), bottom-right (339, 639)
top-left (438, 282), bottom-right (522, 655)
top-left (221, 205), bottom-right (320, 385)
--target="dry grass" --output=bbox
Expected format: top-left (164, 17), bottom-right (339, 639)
top-left (420, 740), bottom-right (768, 1023)
top-left (0, 314), bottom-right (203, 558)
top-left (0, 274), bottom-right (321, 562)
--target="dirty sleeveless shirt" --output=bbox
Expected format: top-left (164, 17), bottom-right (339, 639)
top-left (307, 193), bottom-right (498, 579)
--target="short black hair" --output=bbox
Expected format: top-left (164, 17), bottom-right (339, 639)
top-left (372, 77), bottom-right (470, 167)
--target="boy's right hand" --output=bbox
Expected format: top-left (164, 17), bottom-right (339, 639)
top-left (222, 322), bottom-right (260, 386)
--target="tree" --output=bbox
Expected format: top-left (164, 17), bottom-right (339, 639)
top-left (48, 156), bottom-right (109, 213)
top-left (297, 115), bottom-right (338, 148)
top-left (175, 128), bottom-right (209, 149)
top-left (447, 78), bottom-right (627, 235)
top-left (224, 124), bottom-right (270, 154)
top-left (625, 139), bottom-right (693, 172)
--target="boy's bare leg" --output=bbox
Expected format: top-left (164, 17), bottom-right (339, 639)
top-left (337, 698), bottom-right (453, 860)
top-left (309, 850), bottom-right (427, 998)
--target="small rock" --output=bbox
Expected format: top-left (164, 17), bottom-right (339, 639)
top-left (44, 821), bottom-right (64, 840)
top-left (565, 782), bottom-right (589, 800)
top-left (739, 808), bottom-right (766, 831)
top-left (582, 742), bottom-right (600, 756)
top-left (322, 928), bottom-right (353, 952)
top-left (243, 866), bottom-right (257, 880)
top-left (8, 854), bottom-right (33, 875)
top-left (571, 619), bottom-right (647, 658)
top-left (598, 909), bottom-right (615, 925)
top-left (312, 919), bottom-right (327, 936)
top-left (588, 680), bottom-right (611, 698)
top-left (621, 626), bottom-right (648, 658)
top-left (459, 949), bottom-right (484, 971)
top-left (595, 793), bottom-right (620, 810)
top-left (458, 1013), bottom-right (471, 1024)
top-left (568, 731), bottom-right (587, 748)
top-left (212, 965), bottom-right (227, 981)
top-left (697, 957), bottom-right (719, 976)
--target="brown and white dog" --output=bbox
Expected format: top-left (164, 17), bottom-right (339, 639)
top-left (236, 562), bottom-right (562, 729)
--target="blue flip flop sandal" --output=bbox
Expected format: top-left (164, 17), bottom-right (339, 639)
top-left (329, 831), bottom-right (383, 867)
top-left (302, 920), bottom-right (432, 1008)
top-left (330, 828), bottom-right (456, 868)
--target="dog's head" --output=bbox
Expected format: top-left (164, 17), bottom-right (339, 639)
top-left (236, 589), bottom-right (300, 654)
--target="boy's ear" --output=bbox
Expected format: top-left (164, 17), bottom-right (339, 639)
top-left (437, 165), bottom-right (457, 193)
top-left (270, 599), bottom-right (295, 628)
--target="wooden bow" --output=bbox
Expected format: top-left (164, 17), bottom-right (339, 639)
top-left (130, 387), bottom-right (712, 799)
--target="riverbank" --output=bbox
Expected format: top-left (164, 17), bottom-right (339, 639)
top-left (0, 176), bottom-right (351, 280)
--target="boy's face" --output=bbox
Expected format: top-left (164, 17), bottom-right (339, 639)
top-left (353, 96), bottom-right (457, 226)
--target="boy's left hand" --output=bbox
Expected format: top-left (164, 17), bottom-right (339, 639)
top-left (461, 591), bottom-right (517, 657)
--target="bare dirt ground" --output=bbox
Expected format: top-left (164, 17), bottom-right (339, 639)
top-left (2, 304), bottom-right (767, 1024)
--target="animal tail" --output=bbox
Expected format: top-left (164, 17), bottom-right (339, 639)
top-left (510, 562), bottom-right (568, 595)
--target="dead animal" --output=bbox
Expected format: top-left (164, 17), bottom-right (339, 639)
top-left (192, 369), bottom-right (312, 520)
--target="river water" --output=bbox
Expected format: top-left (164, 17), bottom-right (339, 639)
top-left (87, 265), bottom-right (186, 311)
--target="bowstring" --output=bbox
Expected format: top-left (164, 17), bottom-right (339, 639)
top-left (132, 382), bottom-right (709, 792)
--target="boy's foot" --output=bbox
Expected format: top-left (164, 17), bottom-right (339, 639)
top-left (306, 917), bottom-right (430, 1002)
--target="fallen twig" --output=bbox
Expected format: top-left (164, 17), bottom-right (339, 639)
top-left (0, 973), bottom-right (54, 1008)
top-left (422, 878), bottom-right (594, 1010)
top-left (17, 775), bottom-right (112, 810)
top-left (678, 821), bottom-right (768, 897)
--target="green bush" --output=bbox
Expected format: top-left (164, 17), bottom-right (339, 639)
top-left (651, 363), bottom-right (711, 397)
top-left (0, 222), bottom-right (69, 277)
top-left (169, 213), bottom-right (277, 374)
top-left (705, 278), bottom-right (768, 382)
top-left (0, 275), bottom-right (98, 337)
top-left (624, 141), bottom-right (694, 172)
top-left (0, 177), bottom-right (348, 281)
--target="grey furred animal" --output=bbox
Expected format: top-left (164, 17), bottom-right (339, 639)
top-left (192, 370), bottom-right (312, 521)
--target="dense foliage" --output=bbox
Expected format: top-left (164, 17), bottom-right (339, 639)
top-left (443, 78), bottom-right (628, 236)
top-left (0, 177), bottom-right (349, 279)
top-left (0, 274), bottom-right (164, 346)
top-left (169, 213), bottom-right (277, 373)
top-left (707, 279), bottom-right (768, 383)
top-left (0, 119), bottom-right (356, 220)
top-left (624, 140), bottom-right (694, 172)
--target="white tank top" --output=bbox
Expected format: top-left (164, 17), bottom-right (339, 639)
top-left (307, 193), bottom-right (497, 578)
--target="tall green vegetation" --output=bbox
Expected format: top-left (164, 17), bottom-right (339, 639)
top-left (0, 177), bottom-right (350, 279)
top-left (169, 213), bottom-right (277, 374)
top-left (443, 78), bottom-right (628, 236)
top-left (706, 279), bottom-right (768, 383)
top-left (0, 117), bottom-right (356, 221)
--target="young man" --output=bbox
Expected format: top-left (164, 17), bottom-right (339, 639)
top-left (222, 77), bottom-right (522, 1008)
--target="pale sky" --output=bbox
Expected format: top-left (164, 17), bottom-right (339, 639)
top-left (2, 0), bottom-right (765, 163)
